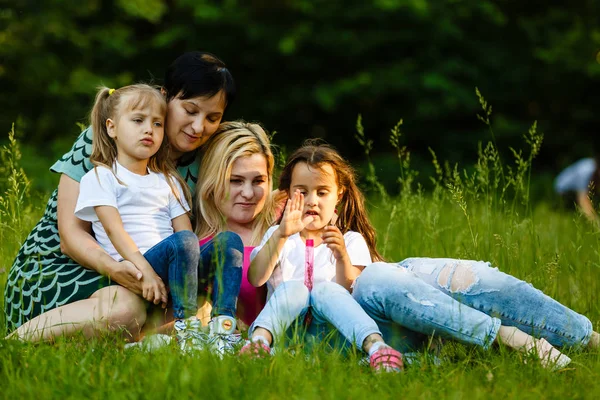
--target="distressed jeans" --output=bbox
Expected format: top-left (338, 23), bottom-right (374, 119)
top-left (199, 231), bottom-right (244, 318)
top-left (250, 280), bottom-right (381, 351)
top-left (353, 259), bottom-right (593, 352)
top-left (144, 230), bottom-right (200, 320)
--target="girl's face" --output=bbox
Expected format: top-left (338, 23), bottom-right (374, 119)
top-left (221, 153), bottom-right (270, 228)
top-left (107, 98), bottom-right (165, 168)
top-left (290, 162), bottom-right (341, 232)
top-left (165, 91), bottom-right (226, 159)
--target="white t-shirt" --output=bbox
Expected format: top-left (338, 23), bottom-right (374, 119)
top-left (74, 162), bottom-right (190, 261)
top-left (554, 158), bottom-right (596, 194)
top-left (250, 226), bottom-right (373, 298)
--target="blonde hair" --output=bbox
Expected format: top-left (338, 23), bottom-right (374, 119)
top-left (278, 140), bottom-right (383, 262)
top-left (89, 84), bottom-right (191, 205)
top-left (195, 121), bottom-right (275, 245)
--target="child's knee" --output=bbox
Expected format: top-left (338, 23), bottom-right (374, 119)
top-left (216, 231), bottom-right (244, 252)
top-left (214, 231), bottom-right (244, 267)
top-left (174, 230), bottom-right (199, 246)
top-left (275, 281), bottom-right (310, 307)
top-left (311, 281), bottom-right (344, 301)
top-left (173, 230), bottom-right (200, 256)
top-left (310, 281), bottom-right (349, 313)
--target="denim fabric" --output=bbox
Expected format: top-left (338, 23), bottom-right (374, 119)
top-left (250, 280), bottom-right (381, 351)
top-left (144, 230), bottom-right (200, 320)
top-left (354, 260), bottom-right (592, 352)
top-left (199, 231), bottom-right (244, 318)
top-left (399, 257), bottom-right (593, 347)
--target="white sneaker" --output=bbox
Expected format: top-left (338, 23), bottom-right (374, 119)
top-left (124, 334), bottom-right (173, 352)
top-left (175, 317), bottom-right (210, 353)
top-left (207, 316), bottom-right (242, 356)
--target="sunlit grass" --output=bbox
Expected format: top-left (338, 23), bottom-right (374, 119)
top-left (3, 93), bottom-right (600, 398)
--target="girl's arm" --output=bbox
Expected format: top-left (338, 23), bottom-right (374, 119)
top-left (249, 190), bottom-right (315, 287)
top-left (57, 174), bottom-right (143, 294)
top-left (248, 229), bottom-right (288, 287)
top-left (171, 214), bottom-right (193, 232)
top-left (322, 226), bottom-right (363, 291)
top-left (95, 205), bottom-right (168, 305)
top-left (168, 177), bottom-right (193, 232)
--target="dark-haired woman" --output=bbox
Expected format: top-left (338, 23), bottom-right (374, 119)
top-left (4, 52), bottom-right (239, 342)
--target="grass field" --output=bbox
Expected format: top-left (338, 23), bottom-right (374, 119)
top-left (2, 118), bottom-right (600, 399)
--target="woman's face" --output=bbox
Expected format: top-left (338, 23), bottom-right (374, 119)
top-left (221, 153), bottom-right (269, 227)
top-left (165, 91), bottom-right (226, 159)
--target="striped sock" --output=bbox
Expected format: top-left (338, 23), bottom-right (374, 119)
top-left (252, 335), bottom-right (271, 347)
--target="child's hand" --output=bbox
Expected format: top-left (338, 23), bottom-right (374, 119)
top-left (278, 190), bottom-right (314, 238)
top-left (322, 226), bottom-right (349, 262)
top-left (141, 271), bottom-right (168, 306)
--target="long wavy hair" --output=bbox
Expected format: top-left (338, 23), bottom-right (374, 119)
top-left (194, 121), bottom-right (275, 245)
top-left (89, 84), bottom-right (191, 205)
top-left (278, 140), bottom-right (383, 261)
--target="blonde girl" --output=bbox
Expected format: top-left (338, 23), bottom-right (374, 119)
top-left (74, 84), bottom-right (201, 344)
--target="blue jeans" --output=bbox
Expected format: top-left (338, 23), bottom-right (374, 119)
top-left (199, 231), bottom-right (244, 318)
top-left (144, 230), bottom-right (200, 320)
top-left (250, 280), bottom-right (381, 351)
top-left (353, 260), bottom-right (593, 352)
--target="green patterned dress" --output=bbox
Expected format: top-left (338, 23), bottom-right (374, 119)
top-left (3, 127), bottom-right (199, 332)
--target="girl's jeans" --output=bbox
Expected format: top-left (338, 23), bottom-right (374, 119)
top-left (199, 231), bottom-right (244, 318)
top-left (144, 230), bottom-right (200, 320)
top-left (250, 280), bottom-right (381, 351)
top-left (353, 259), bottom-right (593, 352)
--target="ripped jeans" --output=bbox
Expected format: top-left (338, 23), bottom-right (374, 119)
top-left (353, 259), bottom-right (593, 353)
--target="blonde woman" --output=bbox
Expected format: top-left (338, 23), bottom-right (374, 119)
top-left (195, 121), bottom-right (276, 330)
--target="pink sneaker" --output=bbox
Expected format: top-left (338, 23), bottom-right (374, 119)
top-left (239, 340), bottom-right (272, 358)
top-left (370, 347), bottom-right (404, 373)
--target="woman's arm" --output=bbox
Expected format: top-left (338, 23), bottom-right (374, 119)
top-left (57, 174), bottom-right (143, 294)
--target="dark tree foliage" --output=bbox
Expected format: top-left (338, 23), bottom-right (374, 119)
top-left (1, 0), bottom-right (600, 183)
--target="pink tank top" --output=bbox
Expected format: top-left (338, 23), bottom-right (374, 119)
top-left (199, 236), bottom-right (267, 326)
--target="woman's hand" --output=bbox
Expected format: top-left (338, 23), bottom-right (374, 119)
top-left (108, 260), bottom-right (144, 295)
top-left (278, 190), bottom-right (314, 238)
top-left (322, 226), bottom-right (350, 262)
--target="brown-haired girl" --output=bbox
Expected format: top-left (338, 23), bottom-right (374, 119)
top-left (243, 141), bottom-right (404, 372)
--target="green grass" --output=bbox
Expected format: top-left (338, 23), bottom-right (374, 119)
top-left (3, 110), bottom-right (600, 399)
